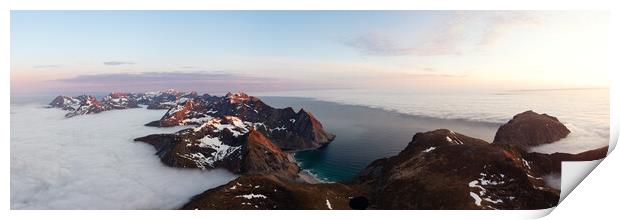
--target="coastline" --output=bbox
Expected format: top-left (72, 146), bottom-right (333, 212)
top-left (260, 96), bottom-right (502, 181)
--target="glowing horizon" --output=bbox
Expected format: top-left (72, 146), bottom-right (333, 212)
top-left (10, 11), bottom-right (609, 94)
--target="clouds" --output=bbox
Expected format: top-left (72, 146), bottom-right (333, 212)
top-left (55, 71), bottom-right (234, 84)
top-left (103, 61), bottom-right (135, 66)
top-left (50, 71), bottom-right (337, 93)
top-left (11, 105), bottom-right (237, 209)
top-left (32, 65), bottom-right (61, 69)
top-left (341, 12), bottom-right (542, 57)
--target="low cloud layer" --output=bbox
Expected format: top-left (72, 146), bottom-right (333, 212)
top-left (11, 105), bottom-right (237, 209)
top-left (103, 61), bottom-right (135, 66)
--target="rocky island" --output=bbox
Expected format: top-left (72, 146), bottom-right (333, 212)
top-left (49, 89), bottom-right (198, 117)
top-left (48, 91), bottom-right (608, 210)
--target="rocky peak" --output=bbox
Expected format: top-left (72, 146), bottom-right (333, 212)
top-left (181, 174), bottom-right (361, 210)
top-left (164, 88), bottom-right (181, 95)
top-left (493, 110), bottom-right (570, 149)
top-left (354, 129), bottom-right (560, 210)
top-left (136, 116), bottom-right (300, 177)
top-left (225, 92), bottom-right (257, 104)
top-left (149, 92), bottom-right (335, 151)
top-left (49, 95), bottom-right (81, 111)
top-left (160, 100), bottom-right (198, 127)
top-left (109, 92), bottom-right (129, 98)
top-left (401, 129), bottom-right (489, 155)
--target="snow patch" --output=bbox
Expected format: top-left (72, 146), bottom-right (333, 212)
top-left (325, 199), bottom-right (333, 210)
top-left (469, 192), bottom-right (482, 206)
top-left (422, 147), bottom-right (436, 153)
top-left (236, 193), bottom-right (267, 199)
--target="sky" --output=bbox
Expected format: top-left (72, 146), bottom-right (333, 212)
top-left (10, 11), bottom-right (610, 95)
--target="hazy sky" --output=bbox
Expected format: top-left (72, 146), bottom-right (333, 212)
top-left (10, 11), bottom-right (609, 94)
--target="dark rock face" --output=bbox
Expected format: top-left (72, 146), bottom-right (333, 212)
top-left (148, 92), bottom-right (335, 151)
top-left (181, 175), bottom-right (362, 210)
top-left (353, 129), bottom-right (560, 210)
top-left (135, 116), bottom-right (300, 178)
top-left (493, 110), bottom-right (570, 149)
top-left (522, 146), bottom-right (608, 176)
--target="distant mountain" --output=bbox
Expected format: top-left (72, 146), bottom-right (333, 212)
top-left (145, 92), bottom-right (335, 151)
top-left (49, 94), bottom-right (139, 117)
top-left (48, 89), bottom-right (197, 117)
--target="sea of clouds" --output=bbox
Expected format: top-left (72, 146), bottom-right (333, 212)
top-left (10, 104), bottom-right (237, 209)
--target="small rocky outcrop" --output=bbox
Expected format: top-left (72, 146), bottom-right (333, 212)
top-left (49, 95), bottom-right (82, 111)
top-left (181, 174), bottom-right (362, 210)
top-left (493, 110), bottom-right (570, 149)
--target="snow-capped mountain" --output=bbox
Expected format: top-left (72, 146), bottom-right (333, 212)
top-left (146, 92), bottom-right (335, 151)
top-left (49, 89), bottom-right (198, 117)
top-left (50, 94), bottom-right (137, 117)
top-left (135, 115), bottom-right (300, 178)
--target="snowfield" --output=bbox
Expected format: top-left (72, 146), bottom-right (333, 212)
top-left (10, 104), bottom-right (237, 209)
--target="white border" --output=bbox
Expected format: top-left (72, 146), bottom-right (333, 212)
top-left (2, 0), bottom-right (619, 219)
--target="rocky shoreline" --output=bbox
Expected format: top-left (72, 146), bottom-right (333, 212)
top-left (49, 90), bottom-right (608, 210)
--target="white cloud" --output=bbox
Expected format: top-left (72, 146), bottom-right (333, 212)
top-left (103, 61), bottom-right (135, 66)
top-left (10, 104), bottom-right (237, 209)
top-left (341, 11), bottom-right (542, 56)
